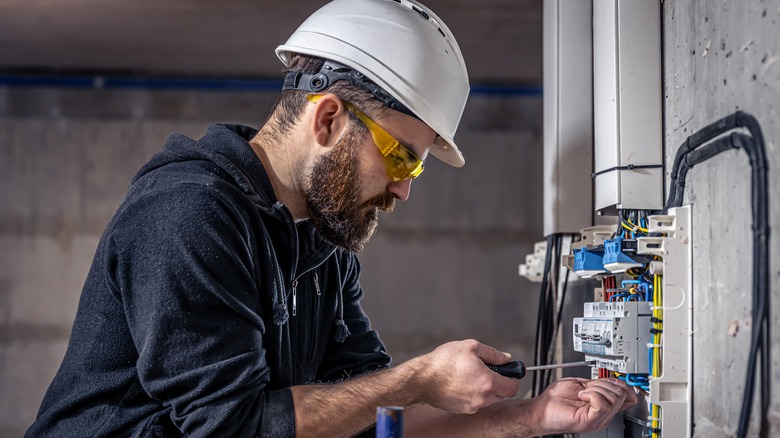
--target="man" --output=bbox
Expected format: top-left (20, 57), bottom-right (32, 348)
top-left (28, 0), bottom-right (636, 436)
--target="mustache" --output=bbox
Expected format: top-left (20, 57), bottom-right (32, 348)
top-left (361, 193), bottom-right (396, 212)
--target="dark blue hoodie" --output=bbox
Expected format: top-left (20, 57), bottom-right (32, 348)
top-left (27, 124), bottom-right (391, 437)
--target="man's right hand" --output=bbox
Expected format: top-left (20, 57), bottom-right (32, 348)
top-left (414, 339), bottom-right (522, 414)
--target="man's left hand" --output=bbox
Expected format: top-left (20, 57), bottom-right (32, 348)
top-left (529, 377), bottom-right (638, 435)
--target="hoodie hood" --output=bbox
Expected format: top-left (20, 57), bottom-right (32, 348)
top-left (133, 123), bottom-right (338, 289)
top-left (134, 124), bottom-right (277, 210)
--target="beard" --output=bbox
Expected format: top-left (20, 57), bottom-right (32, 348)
top-left (304, 123), bottom-right (396, 252)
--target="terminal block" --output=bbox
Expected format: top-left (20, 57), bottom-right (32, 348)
top-left (573, 301), bottom-right (652, 373)
top-left (563, 225), bottom-right (616, 275)
top-left (518, 240), bottom-right (547, 282)
top-left (602, 237), bottom-right (644, 272)
top-left (573, 247), bottom-right (606, 277)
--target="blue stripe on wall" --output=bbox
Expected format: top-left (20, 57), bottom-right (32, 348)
top-left (0, 74), bottom-right (542, 96)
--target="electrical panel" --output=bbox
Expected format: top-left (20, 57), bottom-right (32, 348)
top-left (568, 207), bottom-right (692, 437)
top-left (537, 1), bottom-right (691, 436)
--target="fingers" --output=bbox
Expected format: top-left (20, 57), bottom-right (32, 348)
top-left (492, 374), bottom-right (521, 398)
top-left (578, 383), bottom-right (623, 411)
top-left (468, 340), bottom-right (519, 397)
top-left (533, 377), bottom-right (638, 435)
top-left (471, 340), bottom-right (512, 365)
top-left (619, 382), bottom-right (639, 410)
top-left (578, 378), bottom-right (635, 429)
top-left (581, 379), bottom-right (632, 407)
top-left (421, 340), bottom-right (519, 414)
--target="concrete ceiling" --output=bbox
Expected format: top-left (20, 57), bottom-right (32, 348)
top-left (0, 0), bottom-right (542, 85)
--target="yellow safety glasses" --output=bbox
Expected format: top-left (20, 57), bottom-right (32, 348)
top-left (307, 94), bottom-right (424, 181)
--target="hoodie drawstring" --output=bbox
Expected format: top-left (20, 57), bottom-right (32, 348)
top-left (317, 272), bottom-right (348, 342)
top-left (274, 269), bottom-right (349, 343)
top-left (334, 290), bottom-right (351, 343)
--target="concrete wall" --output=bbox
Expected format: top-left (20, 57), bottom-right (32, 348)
top-left (663, 1), bottom-right (780, 436)
top-left (0, 0), bottom-right (543, 85)
top-left (0, 86), bottom-right (543, 436)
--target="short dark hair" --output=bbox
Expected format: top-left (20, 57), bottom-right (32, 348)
top-left (263, 54), bottom-right (387, 143)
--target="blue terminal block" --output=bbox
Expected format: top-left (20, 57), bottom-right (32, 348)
top-left (573, 248), bottom-right (606, 278)
top-left (602, 237), bottom-right (643, 273)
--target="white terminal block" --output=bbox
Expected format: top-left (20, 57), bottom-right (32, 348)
top-left (518, 240), bottom-right (547, 283)
top-left (573, 301), bottom-right (652, 373)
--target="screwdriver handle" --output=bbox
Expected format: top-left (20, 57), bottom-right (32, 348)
top-left (488, 360), bottom-right (526, 379)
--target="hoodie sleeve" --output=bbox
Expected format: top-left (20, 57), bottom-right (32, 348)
top-left (317, 252), bottom-right (392, 382)
top-left (109, 182), bottom-right (294, 437)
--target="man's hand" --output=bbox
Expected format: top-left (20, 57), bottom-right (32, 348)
top-left (530, 377), bottom-right (638, 434)
top-left (416, 339), bottom-right (521, 414)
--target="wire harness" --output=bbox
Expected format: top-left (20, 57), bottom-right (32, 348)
top-left (667, 111), bottom-right (770, 438)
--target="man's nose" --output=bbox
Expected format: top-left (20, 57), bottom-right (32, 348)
top-left (387, 178), bottom-right (412, 201)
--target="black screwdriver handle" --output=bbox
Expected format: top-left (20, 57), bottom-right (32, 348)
top-left (488, 360), bottom-right (526, 379)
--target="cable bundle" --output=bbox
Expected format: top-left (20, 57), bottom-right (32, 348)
top-left (667, 111), bottom-right (770, 438)
top-left (532, 233), bottom-right (571, 397)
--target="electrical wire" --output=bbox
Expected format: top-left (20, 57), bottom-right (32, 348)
top-left (650, 273), bottom-right (664, 438)
top-left (666, 112), bottom-right (769, 438)
top-left (532, 234), bottom-right (555, 397)
top-left (532, 233), bottom-right (574, 399)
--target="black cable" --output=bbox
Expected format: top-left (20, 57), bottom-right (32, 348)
top-left (732, 123), bottom-right (770, 438)
top-left (533, 233), bottom-right (577, 397)
top-left (533, 234), bottom-right (555, 397)
top-left (547, 267), bottom-right (571, 390)
top-left (666, 111), bottom-right (769, 438)
top-left (554, 269), bottom-right (571, 343)
top-left (666, 134), bottom-right (740, 209)
top-left (539, 235), bottom-right (559, 394)
top-left (543, 235), bottom-right (563, 388)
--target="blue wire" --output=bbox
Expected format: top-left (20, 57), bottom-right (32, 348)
top-left (648, 346), bottom-right (654, 376)
top-left (626, 374), bottom-right (650, 391)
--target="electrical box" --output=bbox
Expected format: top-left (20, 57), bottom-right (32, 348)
top-left (593, 0), bottom-right (663, 211)
top-left (542, 0), bottom-right (593, 235)
top-left (565, 206), bottom-right (693, 437)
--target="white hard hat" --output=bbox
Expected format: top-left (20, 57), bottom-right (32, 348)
top-left (276, 0), bottom-right (470, 167)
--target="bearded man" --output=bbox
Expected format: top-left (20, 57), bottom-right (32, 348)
top-left (27, 1), bottom-right (635, 437)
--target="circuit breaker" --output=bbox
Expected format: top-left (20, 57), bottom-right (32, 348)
top-left (573, 302), bottom-right (652, 374)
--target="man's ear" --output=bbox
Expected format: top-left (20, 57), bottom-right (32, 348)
top-left (310, 94), bottom-right (349, 148)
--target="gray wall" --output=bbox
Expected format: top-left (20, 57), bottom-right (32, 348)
top-left (0, 0), bottom-right (543, 85)
top-left (664, 0), bottom-right (780, 436)
top-left (0, 87), bottom-right (543, 436)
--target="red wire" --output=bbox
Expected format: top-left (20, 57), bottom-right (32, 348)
top-left (604, 276), bottom-right (615, 302)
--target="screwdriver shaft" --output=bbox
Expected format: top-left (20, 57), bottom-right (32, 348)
top-left (525, 360), bottom-right (595, 371)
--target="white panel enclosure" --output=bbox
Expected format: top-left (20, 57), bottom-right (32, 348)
top-left (542, 0), bottom-right (593, 235)
top-left (593, 0), bottom-right (663, 211)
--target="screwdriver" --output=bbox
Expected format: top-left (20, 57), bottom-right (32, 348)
top-left (488, 360), bottom-right (596, 379)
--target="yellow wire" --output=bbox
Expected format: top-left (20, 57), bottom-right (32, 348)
top-left (622, 219), bottom-right (649, 234)
top-left (651, 274), bottom-right (663, 437)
